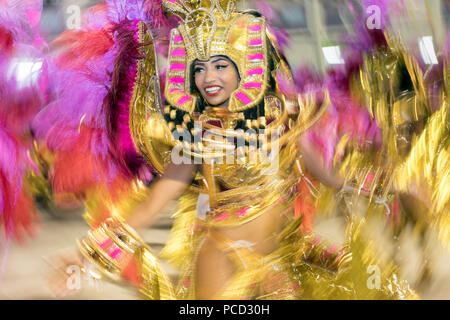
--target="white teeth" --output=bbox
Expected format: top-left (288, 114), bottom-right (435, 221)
top-left (205, 86), bottom-right (220, 93)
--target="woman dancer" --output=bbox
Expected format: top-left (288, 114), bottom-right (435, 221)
top-left (45, 0), bottom-right (416, 300)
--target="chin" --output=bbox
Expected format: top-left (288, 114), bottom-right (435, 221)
top-left (205, 98), bottom-right (227, 107)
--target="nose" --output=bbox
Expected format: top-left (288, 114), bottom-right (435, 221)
top-left (204, 66), bottom-right (216, 84)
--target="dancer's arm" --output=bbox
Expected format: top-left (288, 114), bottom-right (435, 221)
top-left (47, 161), bottom-right (198, 297)
top-left (127, 161), bottom-right (199, 230)
top-left (297, 136), bottom-right (344, 189)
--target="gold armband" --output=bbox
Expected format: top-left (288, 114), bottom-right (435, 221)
top-left (77, 216), bottom-right (175, 299)
top-left (78, 217), bottom-right (144, 281)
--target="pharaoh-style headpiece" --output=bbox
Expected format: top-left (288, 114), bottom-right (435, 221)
top-left (163, 0), bottom-right (269, 113)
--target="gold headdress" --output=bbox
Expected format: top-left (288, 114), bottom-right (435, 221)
top-left (128, 1), bottom-right (303, 177)
top-left (163, 0), bottom-right (270, 113)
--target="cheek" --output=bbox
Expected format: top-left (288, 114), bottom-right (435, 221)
top-left (223, 69), bottom-right (239, 90)
top-left (194, 74), bottom-right (203, 91)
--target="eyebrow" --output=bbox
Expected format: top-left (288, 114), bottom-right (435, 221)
top-left (211, 57), bottom-right (229, 64)
top-left (194, 57), bottom-right (229, 67)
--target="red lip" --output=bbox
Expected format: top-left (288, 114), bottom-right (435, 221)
top-left (204, 85), bottom-right (222, 97)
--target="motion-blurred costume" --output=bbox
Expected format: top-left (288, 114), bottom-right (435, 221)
top-left (296, 0), bottom-right (449, 293)
top-left (34, 0), bottom-right (449, 299)
top-left (0, 0), bottom-right (46, 246)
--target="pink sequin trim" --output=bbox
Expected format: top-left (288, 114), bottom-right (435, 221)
top-left (243, 82), bottom-right (262, 89)
top-left (172, 49), bottom-right (186, 56)
top-left (247, 53), bottom-right (264, 60)
top-left (248, 39), bottom-right (263, 46)
top-left (109, 248), bottom-right (122, 260)
top-left (249, 25), bottom-right (262, 32)
top-left (169, 88), bottom-right (184, 93)
top-left (170, 63), bottom-right (186, 71)
top-left (247, 68), bottom-right (263, 76)
top-left (169, 77), bottom-right (184, 84)
top-left (98, 238), bottom-right (112, 249)
top-left (177, 95), bottom-right (191, 105)
top-left (173, 35), bottom-right (183, 42)
top-left (235, 91), bottom-right (252, 104)
top-left (235, 207), bottom-right (249, 218)
top-left (215, 212), bottom-right (230, 221)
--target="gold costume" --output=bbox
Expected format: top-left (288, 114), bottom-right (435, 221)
top-left (78, 0), bottom-right (421, 300)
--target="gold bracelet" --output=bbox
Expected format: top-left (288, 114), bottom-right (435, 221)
top-left (77, 216), bottom-right (148, 283)
top-left (78, 216), bottom-right (176, 299)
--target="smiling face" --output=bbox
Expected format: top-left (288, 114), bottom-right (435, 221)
top-left (193, 55), bottom-right (240, 108)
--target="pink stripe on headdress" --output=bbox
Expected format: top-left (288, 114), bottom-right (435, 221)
top-left (248, 39), bottom-right (263, 46)
top-left (170, 77), bottom-right (185, 84)
top-left (243, 82), bottom-right (262, 89)
top-left (247, 68), bottom-right (263, 76)
top-left (172, 49), bottom-right (186, 56)
top-left (169, 88), bottom-right (184, 93)
top-left (235, 91), bottom-right (252, 104)
top-left (173, 35), bottom-right (183, 42)
top-left (177, 95), bottom-right (192, 105)
top-left (247, 53), bottom-right (264, 61)
top-left (249, 25), bottom-right (262, 32)
top-left (170, 63), bottom-right (186, 71)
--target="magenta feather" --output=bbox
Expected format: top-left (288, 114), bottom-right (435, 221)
top-left (0, 0), bottom-right (44, 242)
top-left (33, 0), bottom-right (171, 200)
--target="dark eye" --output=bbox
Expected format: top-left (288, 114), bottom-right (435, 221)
top-left (216, 64), bottom-right (228, 70)
top-left (194, 66), bottom-right (204, 73)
